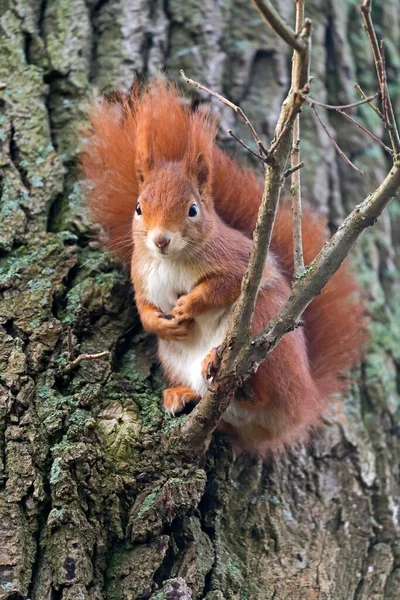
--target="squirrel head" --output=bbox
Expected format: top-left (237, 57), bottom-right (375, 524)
top-left (133, 152), bottom-right (215, 259)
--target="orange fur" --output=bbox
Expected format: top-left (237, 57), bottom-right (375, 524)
top-left (81, 79), bottom-right (367, 453)
top-left (163, 387), bottom-right (200, 416)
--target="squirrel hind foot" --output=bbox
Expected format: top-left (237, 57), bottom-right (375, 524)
top-left (201, 345), bottom-right (222, 382)
top-left (163, 387), bottom-right (200, 416)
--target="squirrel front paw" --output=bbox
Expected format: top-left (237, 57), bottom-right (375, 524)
top-left (201, 345), bottom-right (222, 381)
top-left (163, 387), bottom-right (200, 416)
top-left (171, 294), bottom-right (198, 322)
top-left (155, 314), bottom-right (194, 341)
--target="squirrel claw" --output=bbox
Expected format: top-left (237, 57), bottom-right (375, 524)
top-left (202, 345), bottom-right (222, 381)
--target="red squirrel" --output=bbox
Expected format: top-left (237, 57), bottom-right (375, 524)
top-left (81, 80), bottom-right (366, 452)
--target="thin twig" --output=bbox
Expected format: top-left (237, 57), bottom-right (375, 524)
top-left (360, 0), bottom-right (400, 154)
top-left (291, 131), bottom-right (305, 278)
top-left (269, 119), bottom-right (292, 157)
top-left (294, 0), bottom-right (305, 37)
top-left (268, 83), bottom-right (310, 158)
top-left (68, 351), bottom-right (109, 370)
top-left (253, 160), bottom-right (400, 353)
top-left (306, 92), bottom-right (391, 155)
top-left (66, 326), bottom-right (109, 371)
top-left (228, 129), bottom-right (266, 164)
top-left (380, 40), bottom-right (390, 132)
top-left (354, 83), bottom-right (383, 119)
top-left (311, 104), bottom-right (364, 175)
top-left (336, 109), bottom-right (393, 155)
top-left (251, 0), bottom-right (307, 53)
top-left (290, 0), bottom-right (305, 278)
top-left (291, 1), bottom-right (311, 91)
top-left (180, 70), bottom-right (270, 159)
top-left (284, 161), bottom-right (304, 178)
top-left (307, 92), bottom-right (379, 110)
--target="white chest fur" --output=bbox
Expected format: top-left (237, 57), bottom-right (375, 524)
top-left (142, 257), bottom-right (196, 315)
top-left (138, 256), bottom-right (230, 396)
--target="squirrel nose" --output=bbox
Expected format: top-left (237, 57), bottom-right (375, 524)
top-left (154, 235), bottom-right (171, 249)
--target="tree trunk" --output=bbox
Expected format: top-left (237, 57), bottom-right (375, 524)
top-left (0, 1), bottom-right (399, 598)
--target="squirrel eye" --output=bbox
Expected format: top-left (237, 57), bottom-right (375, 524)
top-left (188, 203), bottom-right (198, 218)
top-left (135, 203), bottom-right (142, 216)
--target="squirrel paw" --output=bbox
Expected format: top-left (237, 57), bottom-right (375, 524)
top-left (171, 295), bottom-right (197, 322)
top-left (156, 315), bottom-right (194, 341)
top-left (163, 387), bottom-right (200, 416)
top-left (201, 345), bottom-right (222, 381)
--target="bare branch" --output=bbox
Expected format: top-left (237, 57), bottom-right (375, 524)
top-left (180, 70), bottom-right (270, 160)
top-left (172, 0), bottom-right (400, 452)
top-left (307, 92), bottom-right (379, 110)
top-left (228, 129), bottom-right (266, 164)
top-left (290, 0), bottom-right (305, 279)
top-left (306, 93), bottom-right (393, 155)
top-left (219, 0), bottom-right (312, 362)
top-left (360, 0), bottom-right (400, 154)
top-left (284, 161), bottom-right (304, 178)
top-left (291, 131), bottom-right (305, 278)
top-left (252, 161), bottom-right (400, 355)
top-left (68, 351), bottom-right (109, 371)
top-left (336, 109), bottom-right (393, 155)
top-left (177, 159), bottom-right (400, 450)
top-left (380, 40), bottom-right (391, 132)
top-left (177, 0), bottom-right (312, 448)
top-left (354, 83), bottom-right (383, 119)
top-left (310, 104), bottom-right (364, 175)
top-left (268, 87), bottom-right (309, 155)
top-left (291, 0), bottom-right (310, 91)
top-left (251, 0), bottom-right (308, 53)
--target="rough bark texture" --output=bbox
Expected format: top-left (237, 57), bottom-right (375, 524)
top-left (0, 1), bottom-right (399, 599)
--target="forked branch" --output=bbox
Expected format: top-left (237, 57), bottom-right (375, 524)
top-left (177, 0), bottom-right (312, 449)
top-left (172, 0), bottom-right (400, 452)
top-left (252, 0), bottom-right (308, 53)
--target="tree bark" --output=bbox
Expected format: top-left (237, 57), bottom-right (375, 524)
top-left (0, 1), bottom-right (399, 599)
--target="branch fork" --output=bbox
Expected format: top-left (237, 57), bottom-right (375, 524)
top-left (172, 0), bottom-right (400, 452)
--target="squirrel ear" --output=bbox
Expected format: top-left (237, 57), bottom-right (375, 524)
top-left (189, 152), bottom-right (210, 195)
